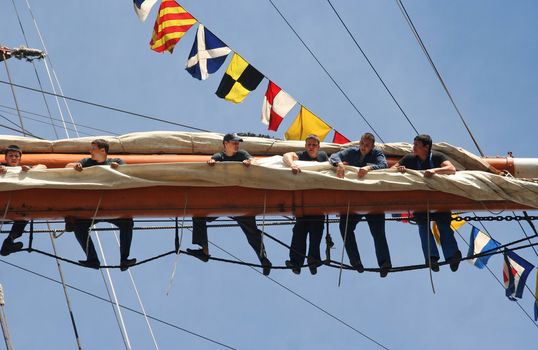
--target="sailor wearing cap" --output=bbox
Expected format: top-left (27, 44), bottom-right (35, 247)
top-left (187, 133), bottom-right (273, 276)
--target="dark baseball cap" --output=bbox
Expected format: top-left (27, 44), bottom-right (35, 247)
top-left (223, 133), bottom-right (243, 142)
top-left (4, 145), bottom-right (21, 155)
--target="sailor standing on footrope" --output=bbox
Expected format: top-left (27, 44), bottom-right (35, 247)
top-left (187, 133), bottom-right (273, 276)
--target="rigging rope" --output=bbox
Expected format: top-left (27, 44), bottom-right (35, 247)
top-left (110, 225), bottom-right (160, 350)
top-left (394, 0), bottom-right (485, 157)
top-left (95, 232), bottom-right (132, 350)
top-left (337, 200), bottom-right (351, 287)
top-left (1, 52), bottom-right (26, 136)
top-left (10, 0), bottom-right (59, 138)
top-left (325, 0), bottom-right (419, 135)
top-left (266, 0), bottom-right (385, 142)
top-left (0, 258), bottom-right (238, 349)
top-left (0, 80), bottom-right (210, 133)
top-left (47, 225), bottom-right (83, 350)
top-left (426, 201), bottom-right (436, 294)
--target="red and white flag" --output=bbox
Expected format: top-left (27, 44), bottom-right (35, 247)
top-left (332, 130), bottom-right (350, 144)
top-left (261, 81), bottom-right (296, 131)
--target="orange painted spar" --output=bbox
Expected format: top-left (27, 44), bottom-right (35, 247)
top-left (0, 186), bottom-right (531, 221)
top-left (22, 154), bottom-right (211, 168)
top-left (22, 154), bottom-right (517, 174)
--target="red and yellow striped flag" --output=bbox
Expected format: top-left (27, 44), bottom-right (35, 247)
top-left (150, 0), bottom-right (197, 53)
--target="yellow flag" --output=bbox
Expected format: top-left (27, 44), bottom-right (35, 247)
top-left (284, 106), bottom-right (331, 141)
top-left (431, 214), bottom-right (466, 245)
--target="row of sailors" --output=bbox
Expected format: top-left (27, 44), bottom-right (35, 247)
top-left (0, 133), bottom-right (462, 276)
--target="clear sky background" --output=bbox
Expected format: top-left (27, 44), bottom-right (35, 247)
top-left (0, 1), bottom-right (537, 349)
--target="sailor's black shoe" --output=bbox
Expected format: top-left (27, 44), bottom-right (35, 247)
top-left (120, 258), bottom-right (137, 271)
top-left (79, 258), bottom-right (100, 270)
top-left (186, 248), bottom-right (210, 262)
top-left (0, 239), bottom-right (23, 256)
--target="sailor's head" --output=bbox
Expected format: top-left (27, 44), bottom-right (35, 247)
top-left (90, 139), bottom-right (110, 160)
top-left (4, 145), bottom-right (22, 166)
top-left (223, 133), bottom-right (243, 154)
top-left (413, 134), bottom-right (432, 159)
top-left (359, 133), bottom-right (375, 156)
top-left (304, 134), bottom-right (320, 158)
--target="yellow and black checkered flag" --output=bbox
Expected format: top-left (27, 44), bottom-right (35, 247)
top-left (216, 53), bottom-right (264, 103)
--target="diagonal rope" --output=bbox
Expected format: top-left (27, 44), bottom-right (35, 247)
top-left (1, 51), bottom-right (26, 136)
top-left (337, 200), bottom-right (351, 287)
top-left (207, 239), bottom-right (391, 350)
top-left (0, 259), bottom-right (237, 349)
top-left (395, 0), bottom-right (485, 156)
top-left (110, 225), bottom-right (160, 350)
top-left (166, 194), bottom-right (189, 295)
top-left (10, 0), bottom-right (59, 138)
top-left (94, 232), bottom-right (132, 350)
top-left (326, 0), bottom-right (419, 135)
top-left (0, 80), bottom-right (210, 132)
top-left (46, 223), bottom-right (83, 350)
top-left (266, 0), bottom-right (384, 142)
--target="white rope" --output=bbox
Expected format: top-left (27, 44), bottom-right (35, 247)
top-left (2, 46), bottom-right (26, 136)
top-left (338, 199), bottom-right (351, 287)
top-left (0, 196), bottom-right (11, 233)
top-left (259, 192), bottom-right (267, 257)
top-left (23, 0), bottom-right (71, 138)
top-left (94, 232), bottom-right (132, 350)
top-left (86, 193), bottom-right (103, 258)
top-left (166, 194), bottom-right (188, 295)
top-left (426, 201), bottom-right (436, 294)
top-left (47, 222), bottom-right (83, 350)
top-left (0, 302), bottom-right (14, 350)
top-left (110, 225), bottom-right (160, 350)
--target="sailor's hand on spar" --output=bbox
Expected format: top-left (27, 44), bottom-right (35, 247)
top-left (396, 165), bottom-right (407, 173)
top-left (110, 162), bottom-right (120, 170)
top-left (357, 166), bottom-right (371, 178)
top-left (290, 164), bottom-right (301, 174)
top-left (21, 165), bottom-right (32, 172)
top-left (336, 162), bottom-right (346, 178)
top-left (0, 165), bottom-right (6, 174)
top-left (242, 159), bottom-right (252, 167)
top-left (73, 163), bottom-right (83, 172)
top-left (424, 169), bottom-right (435, 178)
top-left (207, 159), bottom-right (216, 166)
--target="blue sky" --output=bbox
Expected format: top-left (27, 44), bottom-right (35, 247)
top-left (0, 1), bottom-right (537, 349)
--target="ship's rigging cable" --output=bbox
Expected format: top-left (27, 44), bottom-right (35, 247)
top-left (395, 0), bottom-right (485, 157)
top-left (325, 0), bottom-right (419, 135)
top-left (95, 232), bottom-right (133, 350)
top-left (0, 104), bottom-right (116, 136)
top-left (0, 117), bottom-right (42, 138)
top-left (266, 0), bottom-right (385, 142)
top-left (206, 237), bottom-right (391, 350)
top-left (9, 0), bottom-right (60, 138)
top-left (0, 80), bottom-right (211, 133)
top-left (0, 259), bottom-right (238, 350)
top-left (47, 225), bottom-right (83, 350)
top-left (22, 0), bottom-right (82, 138)
top-left (1, 50), bottom-right (26, 137)
top-left (0, 109), bottom-right (90, 137)
top-left (114, 230), bottom-right (161, 350)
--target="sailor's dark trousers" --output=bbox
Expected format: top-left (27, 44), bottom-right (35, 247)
top-left (339, 213), bottom-right (391, 267)
top-left (192, 216), bottom-right (268, 261)
top-left (74, 219), bottom-right (134, 261)
top-left (289, 215), bottom-right (324, 268)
